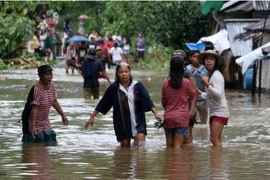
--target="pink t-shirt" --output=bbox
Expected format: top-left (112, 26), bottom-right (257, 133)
top-left (29, 82), bottom-right (56, 134)
top-left (162, 78), bottom-right (196, 128)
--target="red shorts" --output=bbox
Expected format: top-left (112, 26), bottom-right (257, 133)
top-left (210, 116), bottom-right (228, 125)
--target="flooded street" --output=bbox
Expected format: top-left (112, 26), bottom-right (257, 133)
top-left (1, 66), bottom-right (270, 179)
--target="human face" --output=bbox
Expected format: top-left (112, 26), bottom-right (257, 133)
top-left (190, 53), bottom-right (200, 66)
top-left (117, 65), bottom-right (131, 84)
top-left (40, 71), bottom-right (53, 84)
top-left (96, 49), bottom-right (102, 57)
top-left (204, 55), bottom-right (216, 71)
top-left (70, 41), bottom-right (74, 47)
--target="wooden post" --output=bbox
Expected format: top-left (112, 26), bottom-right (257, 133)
top-left (251, 62), bottom-right (257, 96)
top-left (258, 60), bottom-right (262, 97)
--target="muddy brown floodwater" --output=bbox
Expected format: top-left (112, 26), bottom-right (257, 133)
top-left (0, 66), bottom-right (270, 179)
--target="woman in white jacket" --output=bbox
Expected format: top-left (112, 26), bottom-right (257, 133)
top-left (197, 50), bottom-right (230, 147)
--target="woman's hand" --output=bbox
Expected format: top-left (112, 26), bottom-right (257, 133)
top-left (190, 67), bottom-right (195, 73)
top-left (154, 113), bottom-right (162, 121)
top-left (62, 115), bottom-right (69, 126)
top-left (189, 108), bottom-right (195, 119)
top-left (30, 124), bottom-right (36, 138)
top-left (196, 88), bottom-right (202, 97)
top-left (85, 117), bottom-right (94, 130)
top-left (199, 75), bottom-right (209, 88)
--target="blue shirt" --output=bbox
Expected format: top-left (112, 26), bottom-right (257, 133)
top-left (186, 64), bottom-right (208, 92)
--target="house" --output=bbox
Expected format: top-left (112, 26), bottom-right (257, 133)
top-left (201, 0), bottom-right (270, 89)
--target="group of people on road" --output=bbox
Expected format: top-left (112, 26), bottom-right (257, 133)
top-left (63, 29), bottom-right (146, 74)
top-left (21, 47), bottom-right (229, 148)
top-left (32, 12), bottom-right (63, 62)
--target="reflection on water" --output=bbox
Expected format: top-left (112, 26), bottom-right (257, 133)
top-left (1, 68), bottom-right (270, 179)
top-left (21, 144), bottom-right (53, 179)
top-left (163, 147), bottom-right (194, 179)
top-left (210, 147), bottom-right (228, 180)
top-left (113, 148), bottom-right (147, 179)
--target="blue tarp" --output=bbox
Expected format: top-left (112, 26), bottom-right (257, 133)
top-left (185, 42), bottom-right (205, 51)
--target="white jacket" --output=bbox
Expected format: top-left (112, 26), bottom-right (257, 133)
top-left (202, 70), bottom-right (230, 118)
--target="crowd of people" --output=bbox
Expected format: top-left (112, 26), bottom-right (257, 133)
top-left (63, 29), bottom-right (146, 74)
top-left (32, 13), bottom-right (146, 70)
top-left (22, 45), bottom-right (230, 148)
top-left (24, 13), bottom-right (231, 149)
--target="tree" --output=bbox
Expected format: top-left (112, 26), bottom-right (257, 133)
top-left (0, 2), bottom-right (71, 59)
top-left (101, 1), bottom-right (208, 49)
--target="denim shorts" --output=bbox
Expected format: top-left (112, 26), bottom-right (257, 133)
top-left (164, 127), bottom-right (189, 135)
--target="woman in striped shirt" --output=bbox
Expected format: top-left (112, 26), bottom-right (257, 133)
top-left (21, 65), bottom-right (69, 143)
top-left (162, 56), bottom-right (196, 148)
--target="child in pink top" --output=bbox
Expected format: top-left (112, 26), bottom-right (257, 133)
top-left (162, 55), bottom-right (196, 148)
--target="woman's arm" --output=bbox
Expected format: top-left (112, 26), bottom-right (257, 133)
top-left (53, 100), bottom-right (69, 125)
top-left (85, 110), bottom-right (99, 129)
top-left (151, 107), bottom-right (161, 121)
top-left (188, 76), bottom-right (197, 118)
top-left (207, 73), bottom-right (224, 99)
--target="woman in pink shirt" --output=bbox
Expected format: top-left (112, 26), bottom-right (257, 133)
top-left (162, 55), bottom-right (196, 148)
top-left (21, 65), bottom-right (69, 143)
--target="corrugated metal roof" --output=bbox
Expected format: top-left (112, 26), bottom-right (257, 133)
top-left (220, 1), bottom-right (240, 11)
top-left (254, 1), bottom-right (270, 11)
top-left (220, 0), bottom-right (269, 12)
top-left (244, 18), bottom-right (270, 32)
top-left (225, 19), bottom-right (261, 57)
top-left (225, 1), bottom-right (253, 12)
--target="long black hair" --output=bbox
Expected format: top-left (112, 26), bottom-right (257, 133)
top-left (169, 56), bottom-right (185, 89)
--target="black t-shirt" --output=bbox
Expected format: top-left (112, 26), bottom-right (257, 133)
top-left (82, 57), bottom-right (104, 88)
top-left (64, 17), bottom-right (71, 26)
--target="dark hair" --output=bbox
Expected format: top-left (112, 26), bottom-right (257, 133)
top-left (109, 37), bottom-right (113, 41)
top-left (168, 56), bottom-right (185, 89)
top-left (114, 42), bottom-right (118, 47)
top-left (34, 30), bottom-right (39, 36)
top-left (88, 49), bottom-right (96, 56)
top-left (37, 65), bottom-right (53, 76)
top-left (188, 50), bottom-right (200, 58)
top-left (204, 41), bottom-right (214, 51)
top-left (115, 62), bottom-right (133, 87)
top-left (97, 39), bottom-right (104, 45)
top-left (124, 36), bottom-right (131, 45)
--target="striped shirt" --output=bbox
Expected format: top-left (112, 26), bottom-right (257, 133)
top-left (162, 78), bottom-right (196, 128)
top-left (29, 82), bottom-right (56, 134)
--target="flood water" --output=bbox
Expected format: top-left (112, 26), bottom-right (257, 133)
top-left (1, 65), bottom-right (270, 179)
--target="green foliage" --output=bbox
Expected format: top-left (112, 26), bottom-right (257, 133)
top-left (54, 1), bottom-right (208, 70)
top-left (101, 1), bottom-right (208, 49)
top-left (0, 14), bottom-right (35, 59)
top-left (140, 44), bottom-right (172, 70)
top-left (0, 2), bottom-right (70, 60)
top-left (56, 1), bottom-right (101, 33)
top-left (0, 60), bottom-right (8, 70)
top-left (0, 1), bottom-right (37, 15)
top-left (0, 2), bottom-right (208, 70)
top-left (0, 2), bottom-right (36, 59)
top-left (147, 1), bottom-right (208, 49)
